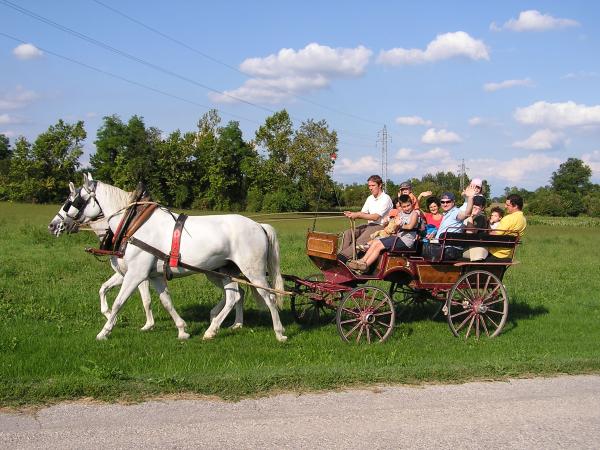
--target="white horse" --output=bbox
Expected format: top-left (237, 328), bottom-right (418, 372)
top-left (50, 173), bottom-right (286, 342)
top-left (48, 183), bottom-right (246, 333)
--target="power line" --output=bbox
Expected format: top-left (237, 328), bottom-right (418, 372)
top-left (0, 32), bottom-right (261, 126)
top-left (91, 0), bottom-right (384, 129)
top-left (2, 0), bottom-right (377, 144)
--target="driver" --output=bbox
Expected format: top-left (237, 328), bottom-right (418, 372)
top-left (338, 175), bottom-right (393, 260)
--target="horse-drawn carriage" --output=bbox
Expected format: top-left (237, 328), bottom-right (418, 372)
top-left (50, 174), bottom-right (522, 344)
top-left (283, 229), bottom-right (521, 343)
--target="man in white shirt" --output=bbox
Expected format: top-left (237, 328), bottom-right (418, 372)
top-left (339, 175), bottom-right (393, 259)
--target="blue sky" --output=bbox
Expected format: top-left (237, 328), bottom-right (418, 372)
top-left (1, 0), bottom-right (600, 195)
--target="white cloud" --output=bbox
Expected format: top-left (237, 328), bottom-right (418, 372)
top-left (0, 86), bottom-right (39, 110)
top-left (421, 128), bottom-right (462, 144)
top-left (395, 146), bottom-right (450, 160)
top-left (395, 115), bottom-right (432, 126)
top-left (211, 43), bottom-right (372, 104)
top-left (561, 71), bottom-right (599, 80)
top-left (483, 78), bottom-right (533, 92)
top-left (512, 129), bottom-right (566, 150)
top-left (514, 101), bottom-right (600, 128)
top-left (0, 113), bottom-right (24, 125)
top-left (336, 155), bottom-right (379, 174)
top-left (491, 10), bottom-right (580, 32)
top-left (582, 150), bottom-right (600, 178)
top-left (388, 161), bottom-right (419, 175)
top-left (377, 31), bottom-right (489, 66)
top-left (13, 43), bottom-right (43, 60)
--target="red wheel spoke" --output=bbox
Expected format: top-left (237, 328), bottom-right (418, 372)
top-left (480, 314), bottom-right (490, 337)
top-left (375, 320), bottom-right (393, 329)
top-left (465, 276), bottom-right (476, 300)
top-left (339, 317), bottom-right (360, 325)
top-left (487, 308), bottom-right (504, 315)
top-left (450, 309), bottom-right (471, 320)
top-left (482, 274), bottom-right (491, 295)
top-left (341, 307), bottom-right (361, 317)
top-left (481, 284), bottom-right (501, 303)
top-left (372, 326), bottom-right (383, 340)
top-left (455, 288), bottom-right (472, 303)
top-left (356, 324), bottom-right (365, 343)
top-left (455, 312), bottom-right (474, 332)
top-left (465, 315), bottom-right (475, 339)
top-left (475, 315), bottom-right (480, 339)
top-left (374, 310), bottom-right (393, 317)
top-left (367, 290), bottom-right (377, 308)
top-left (343, 320), bottom-right (362, 339)
top-left (366, 325), bottom-right (371, 344)
top-left (483, 298), bottom-right (505, 307)
top-left (485, 314), bottom-right (500, 329)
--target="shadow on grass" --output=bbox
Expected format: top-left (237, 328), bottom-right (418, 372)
top-left (502, 297), bottom-right (549, 335)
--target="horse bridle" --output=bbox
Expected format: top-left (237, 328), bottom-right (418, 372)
top-left (64, 181), bottom-right (104, 225)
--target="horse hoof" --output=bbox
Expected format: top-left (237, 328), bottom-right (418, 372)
top-left (230, 323), bottom-right (243, 330)
top-left (96, 333), bottom-right (108, 341)
top-left (277, 335), bottom-right (288, 342)
top-left (140, 324), bottom-right (154, 331)
top-left (203, 331), bottom-right (216, 340)
top-left (178, 332), bottom-right (190, 340)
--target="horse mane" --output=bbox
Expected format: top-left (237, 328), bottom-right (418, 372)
top-left (96, 181), bottom-right (132, 211)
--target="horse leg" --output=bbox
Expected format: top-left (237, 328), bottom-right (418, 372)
top-left (96, 272), bottom-right (145, 340)
top-left (253, 285), bottom-right (287, 342)
top-left (99, 272), bottom-right (124, 319)
top-left (138, 280), bottom-right (154, 331)
top-left (203, 278), bottom-right (241, 340)
top-left (149, 277), bottom-right (189, 340)
top-left (207, 274), bottom-right (244, 330)
top-left (231, 287), bottom-right (245, 330)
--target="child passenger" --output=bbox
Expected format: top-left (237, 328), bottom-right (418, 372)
top-left (489, 206), bottom-right (504, 229)
top-left (347, 194), bottom-right (418, 272)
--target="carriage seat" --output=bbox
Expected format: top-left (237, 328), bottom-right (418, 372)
top-left (440, 232), bottom-right (519, 249)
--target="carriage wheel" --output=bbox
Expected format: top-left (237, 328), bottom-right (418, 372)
top-left (336, 286), bottom-right (395, 343)
top-left (290, 274), bottom-right (335, 326)
top-left (446, 270), bottom-right (508, 339)
top-left (389, 283), bottom-right (437, 320)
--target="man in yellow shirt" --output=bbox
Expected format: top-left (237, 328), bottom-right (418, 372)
top-left (489, 194), bottom-right (527, 259)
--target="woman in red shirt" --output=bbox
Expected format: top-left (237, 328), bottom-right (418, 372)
top-left (423, 196), bottom-right (443, 229)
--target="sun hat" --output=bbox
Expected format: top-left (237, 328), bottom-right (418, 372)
top-left (471, 178), bottom-right (483, 187)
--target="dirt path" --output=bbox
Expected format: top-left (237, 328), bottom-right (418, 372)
top-left (1, 375), bottom-right (599, 449)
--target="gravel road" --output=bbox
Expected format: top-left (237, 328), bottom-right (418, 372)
top-left (1, 375), bottom-right (599, 449)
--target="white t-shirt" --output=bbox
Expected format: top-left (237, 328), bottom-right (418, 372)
top-left (361, 192), bottom-right (393, 225)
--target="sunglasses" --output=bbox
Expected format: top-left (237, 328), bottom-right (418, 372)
top-left (440, 200), bottom-right (453, 204)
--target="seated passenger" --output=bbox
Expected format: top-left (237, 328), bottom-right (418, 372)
top-left (462, 196), bottom-right (489, 261)
top-left (487, 194), bottom-right (527, 260)
top-left (422, 196), bottom-right (442, 242)
top-left (347, 194), bottom-right (418, 272)
top-left (421, 186), bottom-right (476, 261)
top-left (339, 175), bottom-right (393, 260)
top-left (489, 206), bottom-right (504, 230)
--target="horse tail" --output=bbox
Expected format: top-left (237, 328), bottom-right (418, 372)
top-left (260, 223), bottom-right (284, 309)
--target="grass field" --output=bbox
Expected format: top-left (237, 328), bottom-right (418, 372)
top-left (1, 202), bottom-right (599, 407)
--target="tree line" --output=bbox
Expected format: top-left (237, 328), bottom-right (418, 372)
top-left (0, 110), bottom-right (598, 216)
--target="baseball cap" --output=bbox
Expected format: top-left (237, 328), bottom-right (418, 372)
top-left (441, 192), bottom-right (455, 201)
top-left (471, 178), bottom-right (483, 187)
top-left (399, 181), bottom-right (412, 189)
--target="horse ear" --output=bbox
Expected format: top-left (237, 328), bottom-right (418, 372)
top-left (83, 173), bottom-right (88, 184)
top-left (88, 172), bottom-right (94, 181)
top-left (69, 182), bottom-right (76, 194)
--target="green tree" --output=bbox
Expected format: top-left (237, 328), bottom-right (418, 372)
top-left (7, 120), bottom-right (85, 202)
top-left (551, 158), bottom-right (592, 194)
top-left (90, 115), bottom-right (127, 184)
top-left (255, 110), bottom-right (293, 191)
top-left (0, 133), bottom-right (10, 160)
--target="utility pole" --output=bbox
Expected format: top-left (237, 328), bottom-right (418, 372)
top-left (457, 158), bottom-right (468, 192)
top-left (377, 125), bottom-right (390, 193)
